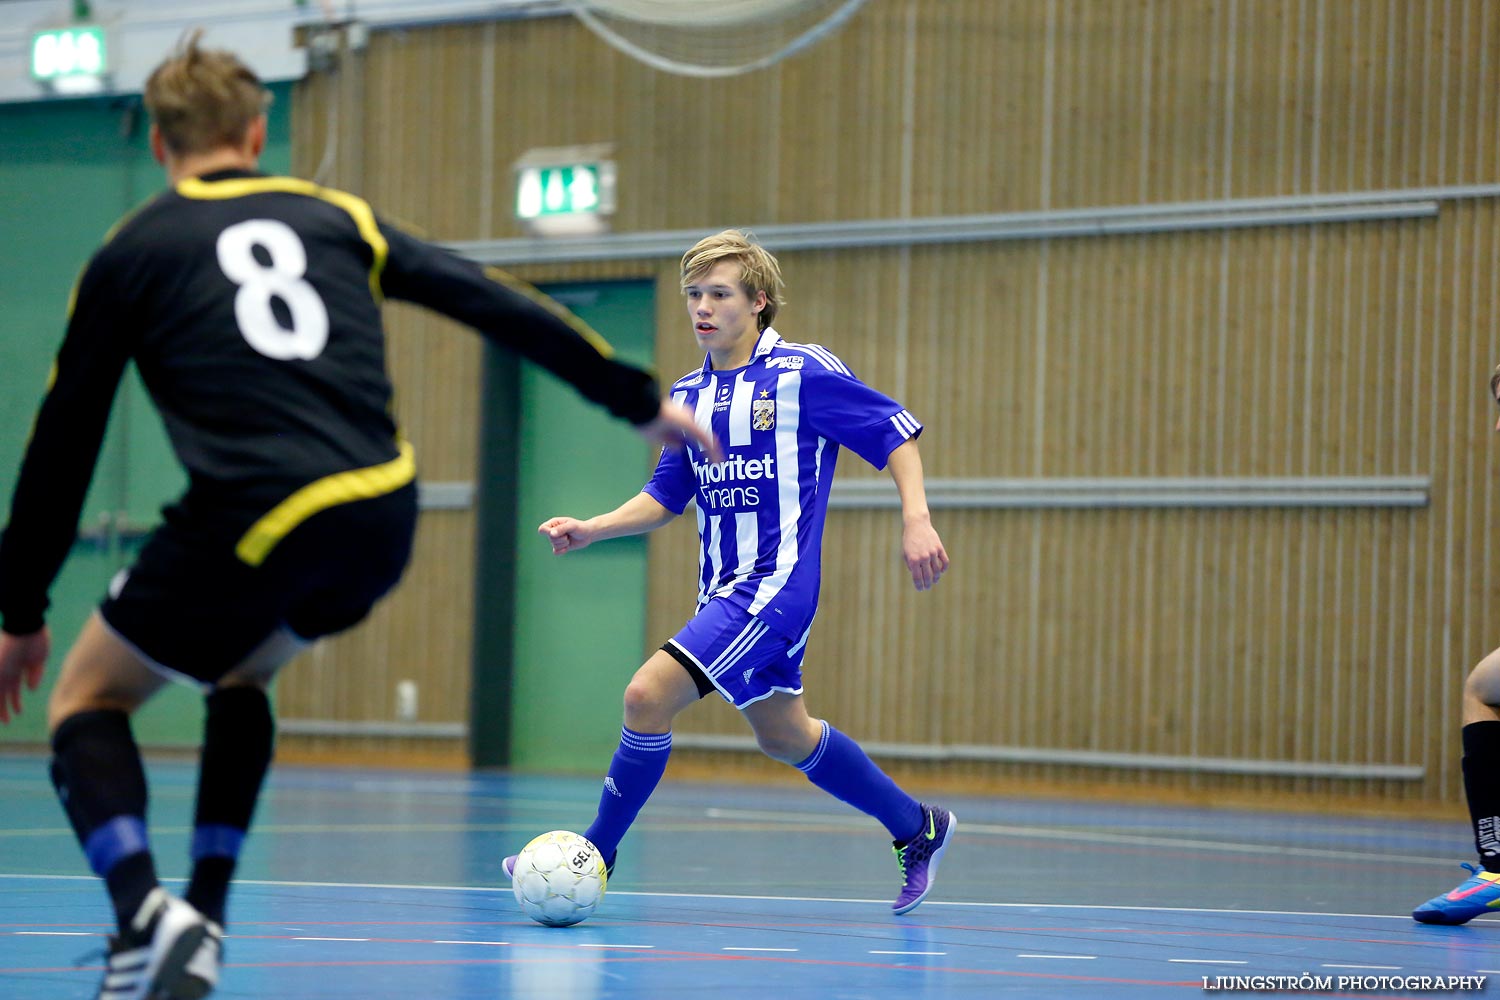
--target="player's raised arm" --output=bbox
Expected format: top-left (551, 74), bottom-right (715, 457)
top-left (539, 492), bottom-right (679, 555)
top-left (375, 225), bottom-right (721, 459)
top-left (886, 438), bottom-right (948, 591)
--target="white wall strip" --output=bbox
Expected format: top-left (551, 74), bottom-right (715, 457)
top-left (417, 481), bottom-right (475, 510)
top-left (450, 193), bottom-right (1461, 266)
top-left (407, 476), bottom-right (1427, 514)
top-left (828, 476), bottom-right (1430, 510)
top-left (278, 719), bottom-right (468, 739)
top-left (671, 732), bottom-right (1423, 781)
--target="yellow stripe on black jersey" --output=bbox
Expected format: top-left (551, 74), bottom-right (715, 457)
top-left (176, 175), bottom-right (390, 301)
top-left (235, 440), bottom-right (417, 567)
top-left (482, 265), bottom-right (616, 359)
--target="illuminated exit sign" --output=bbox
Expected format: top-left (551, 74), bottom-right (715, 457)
top-left (517, 164), bottom-right (610, 218)
top-left (31, 26), bottom-right (109, 95)
top-left (515, 145), bottom-right (616, 237)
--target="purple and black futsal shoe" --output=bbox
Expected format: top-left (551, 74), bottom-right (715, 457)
top-left (891, 804), bottom-right (957, 915)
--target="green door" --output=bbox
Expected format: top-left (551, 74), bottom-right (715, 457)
top-left (507, 280), bottom-right (659, 771)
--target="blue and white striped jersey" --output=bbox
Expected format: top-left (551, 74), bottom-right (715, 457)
top-left (643, 327), bottom-right (922, 644)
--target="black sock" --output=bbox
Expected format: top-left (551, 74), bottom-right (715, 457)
top-left (185, 686), bottom-right (275, 927)
top-left (50, 709), bottom-right (159, 932)
top-left (1462, 721), bottom-right (1500, 868)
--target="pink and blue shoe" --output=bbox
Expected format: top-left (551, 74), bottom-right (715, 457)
top-left (1412, 863), bottom-right (1500, 924)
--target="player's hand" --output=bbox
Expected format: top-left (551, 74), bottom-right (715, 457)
top-left (638, 399), bottom-right (725, 463)
top-left (902, 517), bottom-right (949, 592)
top-left (0, 627), bottom-right (49, 725)
top-left (538, 516), bottom-right (597, 555)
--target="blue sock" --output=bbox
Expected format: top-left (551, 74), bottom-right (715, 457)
top-left (796, 721), bottom-right (923, 842)
top-left (583, 727), bottom-right (672, 859)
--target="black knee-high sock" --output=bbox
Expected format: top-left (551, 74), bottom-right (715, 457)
top-left (50, 709), bottom-right (159, 933)
top-left (185, 686), bottom-right (275, 927)
top-left (1462, 721), bottom-right (1500, 868)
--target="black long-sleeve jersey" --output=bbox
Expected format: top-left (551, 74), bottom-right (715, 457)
top-left (0, 169), bottom-right (661, 634)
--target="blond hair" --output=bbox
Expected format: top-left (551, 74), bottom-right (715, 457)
top-left (144, 31), bottom-right (270, 156)
top-left (680, 229), bottom-right (784, 331)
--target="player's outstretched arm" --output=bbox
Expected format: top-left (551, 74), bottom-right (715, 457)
top-left (539, 492), bottom-right (678, 555)
top-left (886, 439), bottom-right (949, 592)
top-left (0, 628), bottom-right (50, 725)
top-left (379, 228), bottom-right (675, 428)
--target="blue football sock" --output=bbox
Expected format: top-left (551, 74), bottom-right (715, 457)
top-left (583, 727), bottom-right (672, 859)
top-left (796, 721), bottom-right (923, 841)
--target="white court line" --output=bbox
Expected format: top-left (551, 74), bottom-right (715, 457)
top-left (1168, 959), bottom-right (1249, 965)
top-left (870, 950), bottom-right (946, 956)
top-left (293, 936), bottom-right (369, 942)
top-left (434, 940), bottom-right (509, 946)
top-left (723, 947), bottom-right (798, 952)
top-left (0, 872), bottom-right (1440, 922)
top-left (576, 943), bottom-right (653, 949)
top-left (15, 931), bottom-right (92, 937)
top-left (1017, 954), bottom-right (1097, 960)
top-left (698, 807), bottom-right (1458, 867)
top-left (1323, 964), bottom-right (1401, 970)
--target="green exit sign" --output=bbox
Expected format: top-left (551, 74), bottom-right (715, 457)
top-left (514, 147), bottom-right (616, 236)
top-left (516, 163), bottom-right (613, 219)
top-left (31, 26), bottom-right (109, 93)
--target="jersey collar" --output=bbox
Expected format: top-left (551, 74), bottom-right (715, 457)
top-left (699, 327), bottom-right (782, 372)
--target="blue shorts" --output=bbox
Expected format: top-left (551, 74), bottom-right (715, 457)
top-left (662, 599), bottom-right (806, 709)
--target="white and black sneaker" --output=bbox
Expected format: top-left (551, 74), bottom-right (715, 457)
top-left (180, 920), bottom-right (222, 998)
top-left (96, 888), bottom-right (210, 1000)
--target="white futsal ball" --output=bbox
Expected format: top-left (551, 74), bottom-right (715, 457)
top-left (512, 830), bottom-right (609, 927)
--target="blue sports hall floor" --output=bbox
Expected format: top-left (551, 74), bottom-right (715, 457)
top-left (1, 754), bottom-right (1496, 999)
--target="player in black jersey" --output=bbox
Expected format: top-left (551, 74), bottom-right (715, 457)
top-left (0, 34), bottom-right (717, 1000)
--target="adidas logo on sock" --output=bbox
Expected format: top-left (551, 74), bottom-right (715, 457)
top-left (604, 777), bottom-right (622, 798)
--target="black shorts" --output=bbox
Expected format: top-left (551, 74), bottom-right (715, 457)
top-left (99, 483), bottom-right (418, 685)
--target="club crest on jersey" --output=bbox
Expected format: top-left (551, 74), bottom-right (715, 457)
top-left (752, 397), bottom-right (776, 431)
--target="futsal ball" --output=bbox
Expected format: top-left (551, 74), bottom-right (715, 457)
top-left (512, 830), bottom-right (608, 927)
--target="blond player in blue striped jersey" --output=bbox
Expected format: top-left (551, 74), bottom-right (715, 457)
top-left (506, 229), bottom-right (957, 915)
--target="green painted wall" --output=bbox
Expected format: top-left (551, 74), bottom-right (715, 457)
top-left (0, 85), bottom-right (293, 746)
top-left (508, 280), bottom-right (659, 771)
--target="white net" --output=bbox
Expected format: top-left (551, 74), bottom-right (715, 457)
top-left (566, 0), bottom-right (870, 77)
